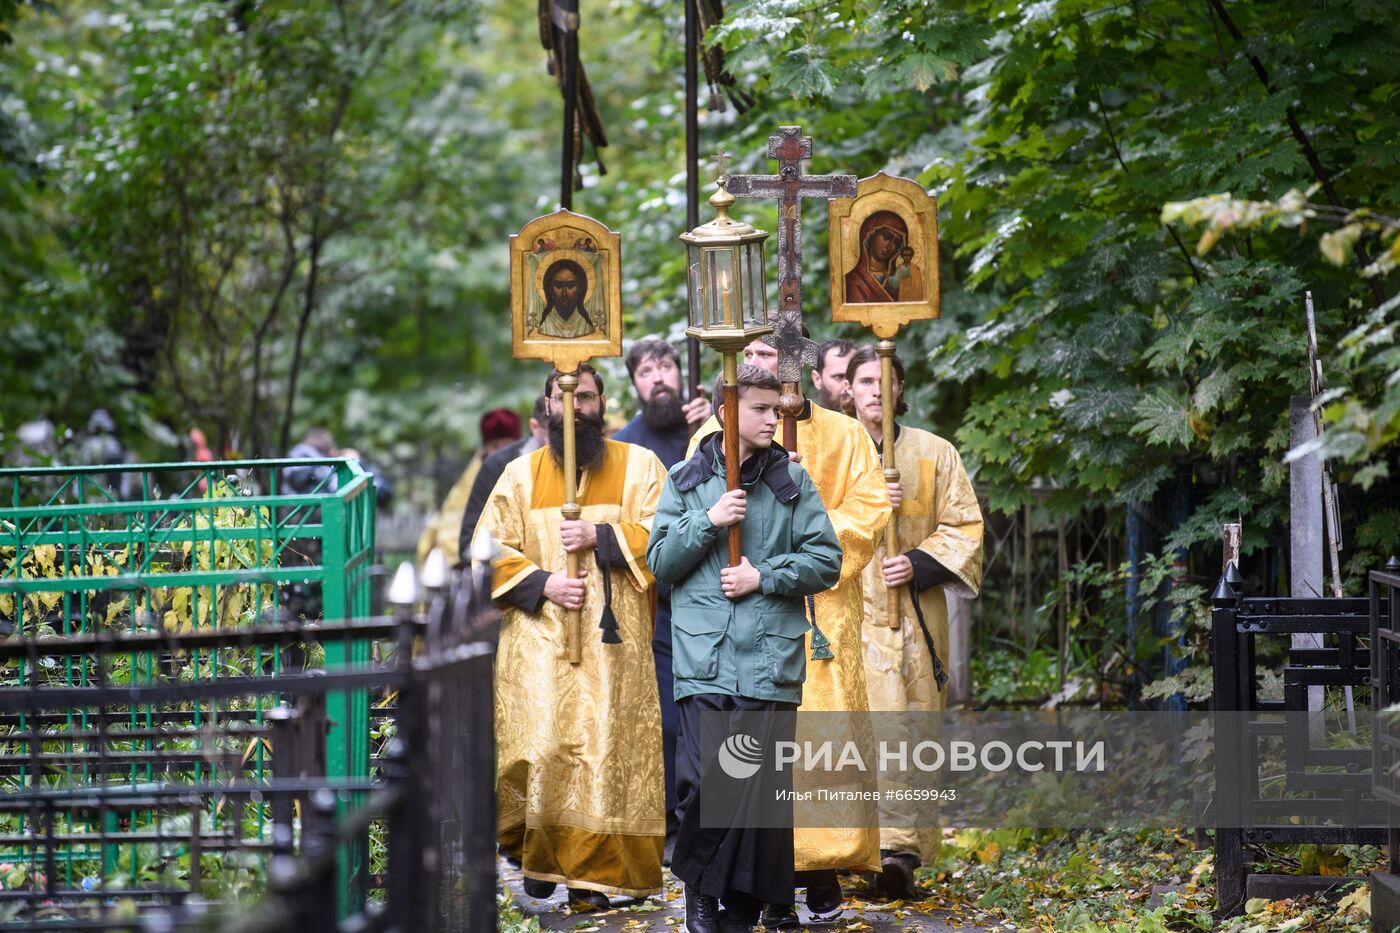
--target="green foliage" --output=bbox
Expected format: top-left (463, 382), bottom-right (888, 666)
top-left (719, 0), bottom-right (1398, 537)
top-left (498, 890), bottom-right (544, 933)
top-left (1163, 185), bottom-right (1400, 497)
top-left (2, 0), bottom-right (551, 472)
top-left (971, 646), bottom-right (1063, 705)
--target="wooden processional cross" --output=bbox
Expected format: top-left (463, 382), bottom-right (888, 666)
top-left (724, 126), bottom-right (856, 450)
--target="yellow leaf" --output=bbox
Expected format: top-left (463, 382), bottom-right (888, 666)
top-left (1244, 897), bottom-right (1270, 915)
top-left (1195, 225), bottom-right (1223, 256)
top-left (242, 736), bottom-right (272, 765)
top-left (1317, 848), bottom-right (1350, 876)
top-left (1320, 222), bottom-right (1363, 266)
top-left (105, 596), bottom-right (129, 625)
top-left (224, 590), bottom-right (243, 625)
top-left (975, 841), bottom-right (1001, 864)
top-left (1337, 885), bottom-right (1371, 918)
top-left (33, 544), bottom-right (57, 574)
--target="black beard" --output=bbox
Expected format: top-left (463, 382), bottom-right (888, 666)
top-left (816, 388), bottom-right (845, 411)
top-left (547, 411), bottom-right (606, 471)
top-left (640, 388), bottom-right (686, 430)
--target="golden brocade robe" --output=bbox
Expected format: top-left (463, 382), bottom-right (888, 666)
top-left (862, 426), bottom-right (983, 859)
top-left (691, 405), bottom-right (889, 872)
top-left (477, 439), bottom-right (667, 897)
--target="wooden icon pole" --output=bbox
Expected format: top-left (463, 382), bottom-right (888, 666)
top-left (830, 174), bottom-right (943, 633)
top-left (558, 369), bottom-right (583, 664)
top-left (683, 0), bottom-right (703, 400)
top-left (721, 352), bottom-right (743, 567)
top-left (876, 338), bottom-right (902, 628)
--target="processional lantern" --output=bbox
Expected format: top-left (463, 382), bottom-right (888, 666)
top-left (680, 161), bottom-right (772, 567)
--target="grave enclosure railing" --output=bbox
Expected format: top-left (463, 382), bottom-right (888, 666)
top-left (1368, 562), bottom-right (1400, 929)
top-left (0, 461), bottom-right (498, 931)
top-left (1211, 561), bottom-right (1398, 918)
top-left (0, 567), bottom-right (497, 932)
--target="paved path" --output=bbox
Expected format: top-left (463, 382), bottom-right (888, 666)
top-left (500, 860), bottom-right (996, 932)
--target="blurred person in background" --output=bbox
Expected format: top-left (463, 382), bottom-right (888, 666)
top-left (457, 395), bottom-right (548, 565)
top-left (417, 407), bottom-right (522, 565)
top-left (610, 337), bottom-right (713, 857)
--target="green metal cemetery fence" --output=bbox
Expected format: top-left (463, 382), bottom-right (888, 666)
top-left (0, 460), bottom-right (378, 911)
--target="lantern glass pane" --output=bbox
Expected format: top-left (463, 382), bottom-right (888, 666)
top-left (743, 241), bottom-right (766, 325)
top-left (710, 249), bottom-right (736, 327)
top-left (701, 249), bottom-right (716, 329)
top-left (686, 245), bottom-right (704, 329)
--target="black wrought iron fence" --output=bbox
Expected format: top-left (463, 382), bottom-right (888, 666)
top-left (0, 563), bottom-right (497, 932)
top-left (1211, 562), bottom-right (1389, 917)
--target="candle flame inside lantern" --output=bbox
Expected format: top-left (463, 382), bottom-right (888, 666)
top-left (718, 267), bottom-right (732, 326)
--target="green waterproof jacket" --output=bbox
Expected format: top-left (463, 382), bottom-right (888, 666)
top-left (646, 434), bottom-right (842, 705)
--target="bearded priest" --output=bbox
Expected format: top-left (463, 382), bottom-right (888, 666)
top-left (476, 364), bottom-right (669, 910)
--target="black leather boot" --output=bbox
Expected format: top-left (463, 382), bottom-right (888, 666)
top-left (521, 877), bottom-right (557, 898)
top-left (876, 851), bottom-right (922, 901)
top-left (758, 902), bottom-right (801, 929)
top-left (567, 887), bottom-right (610, 911)
top-left (684, 886), bottom-right (722, 933)
top-left (805, 869), bottom-right (843, 920)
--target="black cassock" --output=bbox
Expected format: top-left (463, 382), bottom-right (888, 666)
top-left (671, 693), bottom-right (798, 909)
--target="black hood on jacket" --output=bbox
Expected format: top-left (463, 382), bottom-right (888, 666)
top-left (672, 433), bottom-right (800, 505)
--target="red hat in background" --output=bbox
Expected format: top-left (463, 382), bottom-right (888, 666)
top-left (480, 407), bottom-right (522, 444)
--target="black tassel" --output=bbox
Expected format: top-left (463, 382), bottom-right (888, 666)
top-left (599, 605), bottom-right (622, 644)
top-left (597, 548), bottom-right (622, 644)
top-left (909, 584), bottom-right (948, 690)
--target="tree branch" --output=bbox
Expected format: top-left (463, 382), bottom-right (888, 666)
top-left (249, 183), bottom-right (300, 457)
top-left (1092, 82), bottom-right (1204, 286)
top-left (279, 216), bottom-right (323, 454)
top-left (1206, 0), bottom-right (1384, 304)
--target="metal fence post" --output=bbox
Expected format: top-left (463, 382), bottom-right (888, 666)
top-left (302, 789), bottom-right (342, 933)
top-left (1212, 568), bottom-right (1246, 918)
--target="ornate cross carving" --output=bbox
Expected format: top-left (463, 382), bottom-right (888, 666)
top-left (723, 126), bottom-right (856, 387)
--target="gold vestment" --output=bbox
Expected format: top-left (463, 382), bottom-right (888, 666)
top-left (862, 426), bottom-right (983, 859)
top-left (478, 439), bottom-right (666, 896)
top-left (416, 450), bottom-right (484, 565)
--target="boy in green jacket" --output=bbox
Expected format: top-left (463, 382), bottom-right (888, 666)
top-left (647, 364), bottom-right (842, 933)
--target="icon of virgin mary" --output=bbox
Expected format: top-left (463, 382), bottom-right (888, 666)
top-left (845, 210), bottom-right (924, 303)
